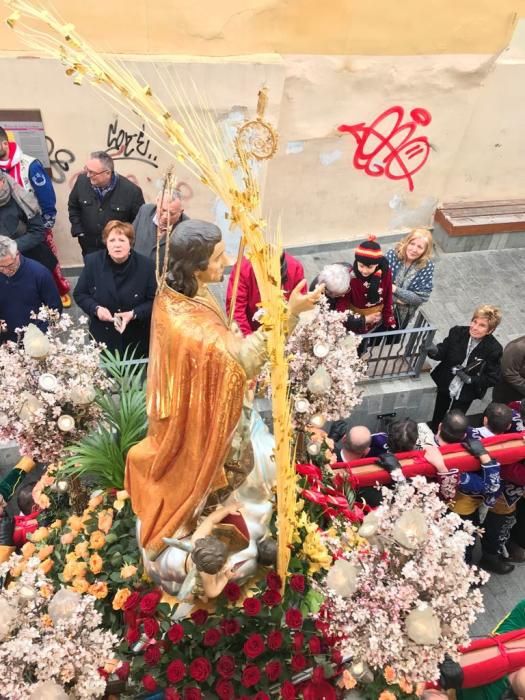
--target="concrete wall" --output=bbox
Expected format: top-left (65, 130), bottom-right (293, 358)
top-left (1, 6), bottom-right (524, 265)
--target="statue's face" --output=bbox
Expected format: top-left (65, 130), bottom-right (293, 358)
top-left (195, 239), bottom-right (228, 285)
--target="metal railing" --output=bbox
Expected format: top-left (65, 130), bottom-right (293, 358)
top-left (359, 310), bottom-right (437, 382)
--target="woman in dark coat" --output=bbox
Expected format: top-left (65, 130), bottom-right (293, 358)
top-left (74, 220), bottom-right (156, 357)
top-left (428, 304), bottom-right (503, 430)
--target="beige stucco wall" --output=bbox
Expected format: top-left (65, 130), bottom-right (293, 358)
top-left (1, 0), bottom-right (523, 55)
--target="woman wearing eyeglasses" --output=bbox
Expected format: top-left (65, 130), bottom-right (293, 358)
top-left (68, 151), bottom-right (145, 257)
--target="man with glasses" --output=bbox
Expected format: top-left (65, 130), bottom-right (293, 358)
top-left (0, 236), bottom-right (61, 343)
top-left (68, 151), bottom-right (144, 256)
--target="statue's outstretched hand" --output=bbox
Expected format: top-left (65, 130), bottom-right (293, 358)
top-left (288, 280), bottom-right (325, 316)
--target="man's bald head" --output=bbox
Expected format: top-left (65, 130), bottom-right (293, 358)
top-left (343, 425), bottom-right (372, 458)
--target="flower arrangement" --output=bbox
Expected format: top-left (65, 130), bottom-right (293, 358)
top-left (0, 554), bottom-right (118, 699)
top-left (117, 571), bottom-right (339, 699)
top-left (14, 485), bottom-right (144, 633)
top-left (287, 297), bottom-right (366, 431)
top-left (0, 309), bottom-right (111, 463)
top-left (320, 475), bottom-right (488, 685)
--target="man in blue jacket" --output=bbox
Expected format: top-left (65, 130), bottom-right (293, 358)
top-left (0, 127), bottom-right (71, 306)
top-left (0, 236), bottom-right (62, 343)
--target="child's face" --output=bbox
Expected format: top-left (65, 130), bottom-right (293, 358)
top-left (357, 262), bottom-right (378, 277)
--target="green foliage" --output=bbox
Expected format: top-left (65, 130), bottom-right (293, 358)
top-left (61, 347), bottom-right (148, 490)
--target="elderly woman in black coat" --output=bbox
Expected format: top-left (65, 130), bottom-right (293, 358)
top-left (428, 304), bottom-right (503, 430)
top-left (74, 220), bottom-right (156, 357)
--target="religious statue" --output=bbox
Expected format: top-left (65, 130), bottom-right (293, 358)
top-left (125, 219), bottom-right (322, 598)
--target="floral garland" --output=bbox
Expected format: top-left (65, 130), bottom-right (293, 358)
top-left (0, 555), bottom-right (118, 699)
top-left (0, 310), bottom-right (111, 463)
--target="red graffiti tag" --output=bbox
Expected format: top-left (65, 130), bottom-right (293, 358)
top-left (338, 106), bottom-right (432, 191)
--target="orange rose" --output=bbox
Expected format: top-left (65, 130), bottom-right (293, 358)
top-left (38, 545), bottom-right (54, 561)
top-left (60, 532), bottom-right (75, 546)
top-left (73, 562), bottom-right (88, 578)
top-left (88, 581), bottom-right (109, 599)
top-left (112, 587), bottom-right (132, 610)
top-left (40, 613), bottom-right (53, 628)
top-left (72, 577), bottom-right (89, 594)
top-left (89, 531), bottom-right (106, 550)
top-left (30, 527), bottom-right (49, 543)
top-left (50, 519), bottom-right (63, 529)
top-left (21, 541), bottom-right (36, 559)
top-left (39, 558), bottom-right (54, 575)
top-left (75, 541), bottom-right (89, 559)
top-left (88, 493), bottom-right (104, 509)
top-left (398, 678), bottom-right (413, 694)
top-left (89, 553), bottom-right (104, 574)
top-left (68, 515), bottom-right (85, 533)
top-left (378, 692), bottom-right (397, 700)
top-left (384, 666), bottom-right (397, 684)
top-left (97, 509), bottom-right (113, 534)
top-left (40, 583), bottom-right (54, 599)
top-left (120, 564), bottom-right (138, 579)
top-left (66, 552), bottom-right (78, 563)
top-left (62, 561), bottom-right (77, 582)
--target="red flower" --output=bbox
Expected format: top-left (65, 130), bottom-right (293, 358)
top-left (241, 664), bottom-right (261, 688)
top-left (189, 657), bottom-right (212, 682)
top-left (243, 597), bottom-right (262, 616)
top-left (293, 632), bottom-right (304, 651)
top-left (265, 660), bottom-right (282, 681)
top-left (285, 608), bottom-right (303, 629)
top-left (243, 633), bottom-right (265, 659)
top-left (266, 571), bottom-right (282, 590)
top-left (143, 617), bottom-right (160, 638)
top-left (184, 689), bottom-right (202, 700)
top-left (215, 679), bottom-right (235, 700)
top-left (254, 694), bottom-right (270, 700)
top-left (223, 581), bottom-right (241, 602)
top-left (308, 636), bottom-right (322, 654)
top-left (303, 667), bottom-right (337, 700)
top-left (142, 674), bottom-right (157, 691)
top-left (123, 591), bottom-right (141, 611)
top-left (144, 642), bottom-right (162, 665)
top-left (191, 609), bottom-right (209, 625)
top-left (262, 589), bottom-right (282, 607)
top-left (115, 662), bottom-right (130, 681)
top-left (126, 626), bottom-right (140, 644)
top-left (124, 609), bottom-right (137, 627)
top-left (220, 618), bottom-right (240, 636)
top-left (166, 659), bottom-right (186, 683)
top-left (331, 649), bottom-right (343, 665)
top-left (167, 623), bottom-right (185, 644)
top-left (216, 655), bottom-right (236, 679)
top-left (203, 628), bottom-right (221, 647)
top-left (140, 590), bottom-right (162, 614)
top-left (291, 654), bottom-right (307, 672)
top-left (281, 681), bottom-right (297, 700)
top-left (267, 630), bottom-right (283, 650)
top-left (315, 619), bottom-right (329, 635)
top-left (165, 690), bottom-right (181, 700)
top-left (290, 574), bottom-right (305, 594)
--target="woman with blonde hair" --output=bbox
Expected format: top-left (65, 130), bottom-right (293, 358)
top-left (385, 228), bottom-right (434, 328)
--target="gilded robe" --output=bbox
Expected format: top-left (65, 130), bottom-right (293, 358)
top-left (125, 284), bottom-right (263, 557)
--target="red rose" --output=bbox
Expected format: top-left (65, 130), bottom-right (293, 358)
top-left (189, 657), bottom-right (211, 682)
top-left (123, 591), bottom-right (141, 611)
top-left (243, 633), bottom-right (265, 659)
top-left (215, 679), bottom-right (235, 700)
top-left (265, 660), bottom-right (282, 681)
top-left (291, 654), bottom-right (307, 672)
top-left (241, 664), bottom-right (261, 688)
top-left (142, 674), bottom-right (157, 691)
top-left (220, 618), bottom-right (240, 636)
top-left (285, 608), bottom-right (303, 629)
top-left (315, 619), bottom-right (329, 635)
top-left (144, 642), bottom-right (162, 665)
top-left (266, 571), bottom-right (282, 590)
top-left (115, 662), bottom-right (130, 681)
top-left (184, 688), bottom-right (202, 700)
top-left (223, 581), bottom-right (241, 602)
top-left (203, 628), bottom-right (221, 647)
top-left (126, 626), bottom-right (140, 644)
top-left (293, 632), bottom-right (304, 651)
top-left (165, 690), bottom-right (181, 700)
top-left (262, 589), bottom-right (282, 607)
top-left (167, 623), bottom-right (185, 644)
top-left (254, 694), bottom-right (270, 700)
top-left (140, 590), bottom-right (162, 614)
top-left (331, 649), bottom-right (343, 665)
top-left (312, 667), bottom-right (325, 684)
top-left (143, 617), bottom-right (160, 638)
top-left (243, 597), bottom-right (262, 616)
top-left (281, 681), bottom-right (297, 700)
top-left (289, 574), bottom-right (305, 594)
top-left (267, 630), bottom-right (283, 650)
top-left (191, 609), bottom-right (209, 625)
top-left (166, 659), bottom-right (186, 683)
top-left (308, 636), bottom-right (322, 654)
top-left (124, 609), bottom-right (137, 627)
top-left (216, 655), bottom-right (236, 679)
